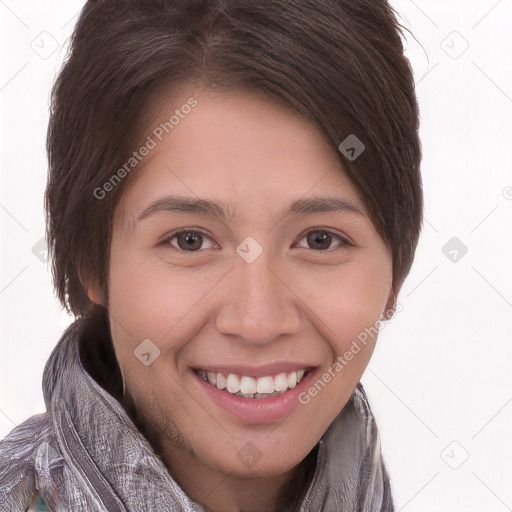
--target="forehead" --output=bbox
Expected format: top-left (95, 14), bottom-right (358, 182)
top-left (114, 86), bottom-right (367, 230)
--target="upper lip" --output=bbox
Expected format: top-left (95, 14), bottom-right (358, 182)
top-left (193, 362), bottom-right (316, 378)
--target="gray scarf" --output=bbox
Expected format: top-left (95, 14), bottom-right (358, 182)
top-left (0, 310), bottom-right (394, 511)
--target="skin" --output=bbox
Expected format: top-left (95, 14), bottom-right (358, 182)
top-left (86, 86), bottom-right (397, 512)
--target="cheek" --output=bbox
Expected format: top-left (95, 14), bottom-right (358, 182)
top-left (296, 259), bottom-right (392, 415)
top-left (301, 256), bottom-right (392, 350)
top-left (107, 249), bottom-right (223, 350)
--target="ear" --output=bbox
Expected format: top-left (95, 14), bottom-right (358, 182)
top-left (83, 277), bottom-right (106, 307)
top-left (382, 281), bottom-right (400, 321)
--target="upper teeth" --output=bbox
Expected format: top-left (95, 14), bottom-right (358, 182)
top-left (197, 369), bottom-right (307, 397)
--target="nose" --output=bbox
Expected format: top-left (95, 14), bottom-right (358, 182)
top-left (215, 249), bottom-right (302, 345)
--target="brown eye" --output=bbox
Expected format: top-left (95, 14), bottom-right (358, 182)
top-left (160, 230), bottom-right (216, 252)
top-left (307, 231), bottom-right (333, 251)
top-left (175, 232), bottom-right (203, 251)
top-left (297, 230), bottom-right (353, 253)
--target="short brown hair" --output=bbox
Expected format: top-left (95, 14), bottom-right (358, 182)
top-left (45, 0), bottom-right (423, 319)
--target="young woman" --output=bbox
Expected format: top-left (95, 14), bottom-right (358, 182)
top-left (0, 1), bottom-right (422, 510)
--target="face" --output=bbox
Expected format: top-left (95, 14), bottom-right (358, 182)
top-left (92, 86), bottom-right (394, 481)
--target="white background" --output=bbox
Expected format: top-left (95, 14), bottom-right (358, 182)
top-left (1, 1), bottom-right (511, 510)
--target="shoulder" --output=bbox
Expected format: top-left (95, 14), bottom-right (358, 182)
top-left (0, 413), bottom-right (53, 511)
top-left (0, 412), bottom-right (51, 459)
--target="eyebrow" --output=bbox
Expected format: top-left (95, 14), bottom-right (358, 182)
top-left (137, 194), bottom-right (365, 224)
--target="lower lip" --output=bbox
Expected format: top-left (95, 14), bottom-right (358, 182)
top-left (192, 368), bottom-right (316, 424)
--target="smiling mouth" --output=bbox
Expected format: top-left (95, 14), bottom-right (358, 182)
top-left (194, 368), bottom-right (311, 399)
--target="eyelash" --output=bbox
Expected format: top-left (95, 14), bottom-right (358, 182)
top-left (158, 228), bottom-right (355, 254)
